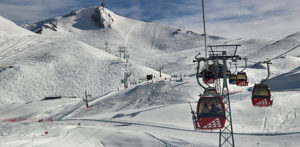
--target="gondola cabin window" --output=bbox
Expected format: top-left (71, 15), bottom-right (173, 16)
top-left (230, 75), bottom-right (236, 80)
top-left (198, 98), bottom-right (224, 117)
top-left (253, 86), bottom-right (269, 97)
top-left (236, 73), bottom-right (247, 80)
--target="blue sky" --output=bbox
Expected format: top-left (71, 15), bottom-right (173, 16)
top-left (0, 0), bottom-right (299, 39)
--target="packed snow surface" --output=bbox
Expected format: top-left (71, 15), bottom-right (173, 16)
top-left (1, 6), bottom-right (300, 147)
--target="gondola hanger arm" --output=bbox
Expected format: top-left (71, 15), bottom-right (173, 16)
top-left (261, 59), bottom-right (272, 84)
top-left (241, 57), bottom-right (247, 72)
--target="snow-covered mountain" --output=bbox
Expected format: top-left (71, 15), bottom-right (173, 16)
top-left (22, 6), bottom-right (227, 75)
top-left (0, 15), bottom-right (168, 104)
top-left (0, 37), bottom-right (167, 104)
top-left (1, 5), bottom-right (300, 147)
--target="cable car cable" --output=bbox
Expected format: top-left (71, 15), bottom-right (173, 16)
top-left (201, 0), bottom-right (208, 60)
top-left (247, 44), bottom-right (300, 64)
top-left (269, 44), bottom-right (300, 61)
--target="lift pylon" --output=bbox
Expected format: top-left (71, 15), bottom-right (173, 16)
top-left (219, 51), bottom-right (235, 147)
top-left (203, 45), bottom-right (241, 147)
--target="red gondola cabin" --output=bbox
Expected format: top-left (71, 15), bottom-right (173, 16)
top-left (252, 84), bottom-right (273, 107)
top-left (195, 93), bottom-right (226, 130)
top-left (236, 72), bottom-right (248, 86)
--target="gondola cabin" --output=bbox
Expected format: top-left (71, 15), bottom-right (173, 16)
top-left (236, 72), bottom-right (248, 86)
top-left (229, 74), bottom-right (237, 84)
top-left (207, 64), bottom-right (230, 79)
top-left (203, 70), bottom-right (215, 84)
top-left (196, 93), bottom-right (226, 130)
top-left (252, 84), bottom-right (272, 107)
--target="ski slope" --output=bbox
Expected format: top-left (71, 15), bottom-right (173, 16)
top-left (0, 34), bottom-right (167, 104)
top-left (1, 6), bottom-right (300, 147)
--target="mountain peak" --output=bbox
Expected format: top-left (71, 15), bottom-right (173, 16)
top-left (91, 7), bottom-right (114, 28)
top-left (22, 6), bottom-right (115, 34)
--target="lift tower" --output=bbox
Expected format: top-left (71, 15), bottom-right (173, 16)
top-left (207, 44), bottom-right (241, 147)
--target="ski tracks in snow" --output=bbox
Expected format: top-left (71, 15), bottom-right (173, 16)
top-left (0, 36), bottom-right (39, 62)
top-left (144, 132), bottom-right (172, 147)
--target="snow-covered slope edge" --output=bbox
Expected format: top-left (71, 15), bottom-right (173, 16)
top-left (0, 16), bottom-right (33, 35)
